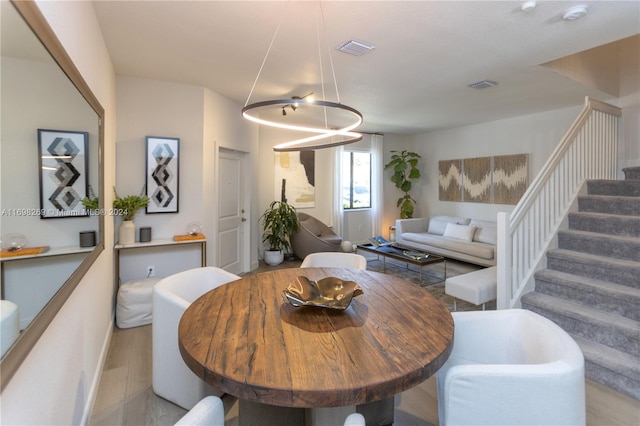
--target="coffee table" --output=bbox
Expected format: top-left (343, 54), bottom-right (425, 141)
top-left (356, 243), bottom-right (446, 284)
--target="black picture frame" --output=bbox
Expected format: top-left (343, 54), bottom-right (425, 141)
top-left (37, 129), bottom-right (89, 219)
top-left (145, 136), bottom-right (179, 214)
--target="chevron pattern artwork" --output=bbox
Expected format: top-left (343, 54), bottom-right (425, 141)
top-left (38, 129), bottom-right (88, 218)
top-left (439, 154), bottom-right (528, 205)
top-left (146, 136), bottom-right (179, 213)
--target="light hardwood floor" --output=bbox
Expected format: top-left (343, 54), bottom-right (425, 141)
top-left (88, 260), bottom-right (639, 425)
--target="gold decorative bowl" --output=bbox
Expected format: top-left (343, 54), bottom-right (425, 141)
top-left (283, 276), bottom-right (363, 310)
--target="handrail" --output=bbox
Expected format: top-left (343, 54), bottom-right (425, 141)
top-left (497, 97), bottom-right (621, 309)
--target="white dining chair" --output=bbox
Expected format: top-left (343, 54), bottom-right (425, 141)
top-left (300, 252), bottom-right (368, 270)
top-left (153, 267), bottom-right (241, 410)
top-left (437, 309), bottom-right (585, 425)
top-left (175, 395), bottom-right (225, 426)
top-left (175, 396), bottom-right (366, 426)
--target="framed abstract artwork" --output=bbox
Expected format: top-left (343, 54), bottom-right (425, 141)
top-left (274, 151), bottom-right (315, 208)
top-left (146, 136), bottom-right (179, 214)
top-left (38, 129), bottom-right (89, 218)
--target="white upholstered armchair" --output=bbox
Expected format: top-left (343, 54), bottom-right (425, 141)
top-left (300, 252), bottom-right (367, 269)
top-left (437, 309), bottom-right (585, 426)
top-left (153, 267), bottom-right (241, 410)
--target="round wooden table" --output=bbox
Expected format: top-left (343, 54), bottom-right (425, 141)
top-left (179, 267), bottom-right (453, 425)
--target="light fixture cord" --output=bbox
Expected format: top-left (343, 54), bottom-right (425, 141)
top-left (244, 2), bottom-right (289, 107)
top-left (319, 1), bottom-right (341, 106)
top-left (315, 3), bottom-right (328, 129)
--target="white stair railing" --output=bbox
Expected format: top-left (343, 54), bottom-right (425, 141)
top-left (497, 97), bottom-right (622, 309)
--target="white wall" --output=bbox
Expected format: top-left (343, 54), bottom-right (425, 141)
top-left (1, 1), bottom-right (117, 425)
top-left (394, 105), bottom-right (584, 223)
top-left (115, 76), bottom-right (259, 278)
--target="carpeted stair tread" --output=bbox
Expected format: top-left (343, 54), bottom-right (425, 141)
top-left (521, 292), bottom-right (639, 357)
top-left (622, 166), bottom-right (640, 180)
top-left (558, 229), bottom-right (640, 262)
top-left (534, 269), bottom-right (640, 320)
top-left (572, 335), bottom-right (640, 400)
top-left (568, 211), bottom-right (640, 237)
top-left (578, 194), bottom-right (640, 215)
top-left (546, 249), bottom-right (640, 287)
top-left (587, 179), bottom-right (640, 197)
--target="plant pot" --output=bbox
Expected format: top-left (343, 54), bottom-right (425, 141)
top-left (263, 249), bottom-right (284, 266)
top-left (119, 220), bottom-right (136, 245)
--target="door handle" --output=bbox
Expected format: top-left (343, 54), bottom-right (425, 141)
top-left (241, 217), bottom-right (247, 222)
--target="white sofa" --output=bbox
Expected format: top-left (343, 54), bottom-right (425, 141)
top-left (395, 216), bottom-right (497, 266)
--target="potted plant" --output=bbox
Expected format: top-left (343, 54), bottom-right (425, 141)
top-left (384, 150), bottom-right (421, 219)
top-left (259, 200), bottom-right (299, 265)
top-left (113, 187), bottom-right (149, 245)
top-left (81, 185), bottom-right (99, 212)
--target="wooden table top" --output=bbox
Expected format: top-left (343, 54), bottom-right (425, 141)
top-left (179, 267), bottom-right (453, 408)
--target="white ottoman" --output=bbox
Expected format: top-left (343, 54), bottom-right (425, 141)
top-left (445, 266), bottom-right (497, 310)
top-left (1, 300), bottom-right (20, 357)
top-left (116, 278), bottom-right (161, 328)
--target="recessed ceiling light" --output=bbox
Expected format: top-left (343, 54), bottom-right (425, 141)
top-left (522, 1), bottom-right (536, 12)
top-left (562, 5), bottom-right (588, 21)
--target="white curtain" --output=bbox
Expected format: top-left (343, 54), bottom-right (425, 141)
top-left (370, 134), bottom-right (384, 236)
top-left (332, 145), bottom-right (344, 237)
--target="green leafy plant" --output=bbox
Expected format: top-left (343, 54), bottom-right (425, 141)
top-left (260, 200), bottom-right (299, 251)
top-left (81, 185), bottom-right (99, 211)
top-left (113, 187), bottom-right (149, 221)
top-left (384, 150), bottom-right (421, 219)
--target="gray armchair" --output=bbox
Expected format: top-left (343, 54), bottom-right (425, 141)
top-left (290, 213), bottom-right (342, 260)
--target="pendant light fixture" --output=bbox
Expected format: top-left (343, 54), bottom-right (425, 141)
top-left (241, 2), bottom-right (363, 152)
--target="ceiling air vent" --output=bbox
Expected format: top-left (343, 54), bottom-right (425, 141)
top-left (468, 80), bottom-right (498, 89)
top-left (337, 40), bottom-right (375, 56)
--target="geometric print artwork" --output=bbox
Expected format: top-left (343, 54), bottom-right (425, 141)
top-left (146, 136), bottom-right (179, 213)
top-left (38, 129), bottom-right (89, 218)
top-left (439, 154), bottom-right (528, 205)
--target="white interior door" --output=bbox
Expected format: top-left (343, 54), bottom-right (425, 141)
top-left (217, 149), bottom-right (248, 274)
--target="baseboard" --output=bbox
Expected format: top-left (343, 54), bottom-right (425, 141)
top-left (80, 315), bottom-right (115, 425)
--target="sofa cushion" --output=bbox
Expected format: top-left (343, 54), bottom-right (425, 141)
top-left (402, 232), bottom-right (495, 260)
top-left (469, 220), bottom-right (497, 245)
top-left (427, 216), bottom-right (471, 235)
top-left (443, 223), bottom-right (476, 242)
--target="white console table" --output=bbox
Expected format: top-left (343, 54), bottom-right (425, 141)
top-left (114, 238), bottom-right (207, 287)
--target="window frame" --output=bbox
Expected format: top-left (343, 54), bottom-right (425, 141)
top-left (342, 150), bottom-right (372, 210)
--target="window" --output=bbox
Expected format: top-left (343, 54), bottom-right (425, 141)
top-left (342, 151), bottom-right (371, 209)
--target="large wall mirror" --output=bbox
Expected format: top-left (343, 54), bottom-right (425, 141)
top-left (0, 0), bottom-right (104, 388)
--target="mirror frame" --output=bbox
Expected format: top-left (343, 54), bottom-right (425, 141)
top-left (1, 0), bottom-right (105, 389)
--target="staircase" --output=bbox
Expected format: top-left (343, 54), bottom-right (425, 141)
top-left (522, 166), bottom-right (640, 401)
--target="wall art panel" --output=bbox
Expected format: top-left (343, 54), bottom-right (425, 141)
top-left (438, 159), bottom-right (462, 201)
top-left (462, 157), bottom-right (491, 203)
top-left (274, 151), bottom-right (315, 208)
top-left (493, 154), bottom-right (528, 204)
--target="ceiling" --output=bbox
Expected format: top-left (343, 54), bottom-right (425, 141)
top-left (92, 1), bottom-right (640, 135)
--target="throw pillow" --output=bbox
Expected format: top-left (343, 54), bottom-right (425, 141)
top-left (470, 220), bottom-right (497, 245)
top-left (443, 223), bottom-right (476, 242)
